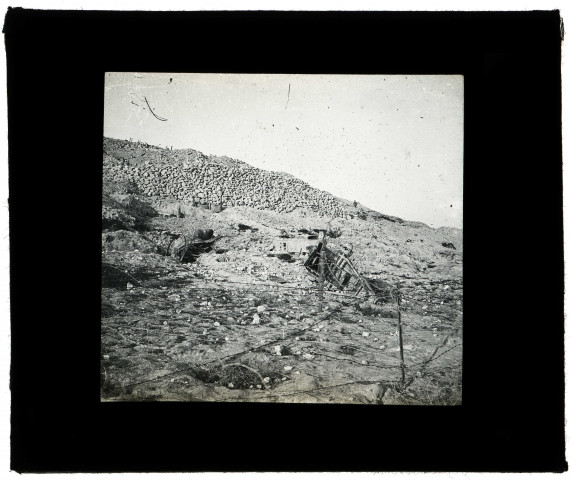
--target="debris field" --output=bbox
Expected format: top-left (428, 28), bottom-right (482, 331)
top-left (101, 138), bottom-right (463, 404)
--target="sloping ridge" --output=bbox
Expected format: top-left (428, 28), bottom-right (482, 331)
top-left (103, 137), bottom-right (458, 232)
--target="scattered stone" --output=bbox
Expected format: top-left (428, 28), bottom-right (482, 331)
top-left (284, 366), bottom-right (293, 371)
top-left (228, 383), bottom-right (234, 388)
top-left (102, 139), bottom-right (463, 403)
top-left (252, 314), bottom-right (260, 324)
top-left (103, 138), bottom-right (354, 219)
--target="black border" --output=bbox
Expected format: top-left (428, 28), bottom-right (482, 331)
top-left (6, 9), bottom-right (566, 472)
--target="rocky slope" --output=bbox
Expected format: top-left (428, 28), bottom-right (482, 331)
top-left (104, 137), bottom-right (352, 218)
top-left (101, 137), bottom-right (463, 404)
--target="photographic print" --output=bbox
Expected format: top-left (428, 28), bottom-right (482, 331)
top-left (101, 73), bottom-right (463, 404)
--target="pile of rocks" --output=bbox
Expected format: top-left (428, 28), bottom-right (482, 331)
top-left (103, 138), bottom-right (350, 218)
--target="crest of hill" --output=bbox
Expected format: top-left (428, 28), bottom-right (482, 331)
top-left (103, 137), bottom-right (461, 234)
top-left (103, 137), bottom-right (352, 217)
top-left (104, 137), bottom-right (307, 176)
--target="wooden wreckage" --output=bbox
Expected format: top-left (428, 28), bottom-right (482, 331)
top-left (304, 240), bottom-right (396, 304)
top-left (166, 227), bottom-right (396, 304)
top-left (167, 228), bottom-right (217, 263)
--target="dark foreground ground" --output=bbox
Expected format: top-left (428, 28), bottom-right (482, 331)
top-left (101, 207), bottom-right (462, 404)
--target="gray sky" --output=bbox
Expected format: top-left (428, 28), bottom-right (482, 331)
top-left (104, 72), bottom-right (463, 228)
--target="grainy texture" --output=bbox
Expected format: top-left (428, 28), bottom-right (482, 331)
top-left (104, 137), bottom-right (351, 218)
top-left (101, 137), bottom-right (463, 404)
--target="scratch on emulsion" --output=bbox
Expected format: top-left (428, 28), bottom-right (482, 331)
top-left (285, 83), bottom-right (291, 110)
top-left (144, 96), bottom-right (168, 122)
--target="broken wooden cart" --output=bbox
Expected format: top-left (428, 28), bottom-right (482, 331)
top-left (304, 240), bottom-right (395, 304)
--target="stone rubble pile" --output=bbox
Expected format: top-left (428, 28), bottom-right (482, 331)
top-left (103, 138), bottom-right (351, 218)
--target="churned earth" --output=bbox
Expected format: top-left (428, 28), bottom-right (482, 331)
top-left (101, 188), bottom-right (462, 404)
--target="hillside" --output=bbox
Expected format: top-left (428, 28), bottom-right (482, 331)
top-left (101, 137), bottom-right (463, 405)
top-left (104, 137), bottom-right (352, 218)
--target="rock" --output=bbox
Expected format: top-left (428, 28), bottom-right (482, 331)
top-left (214, 321), bottom-right (220, 327)
top-left (103, 138), bottom-right (353, 219)
top-left (252, 314), bottom-right (260, 324)
top-left (284, 366), bottom-right (293, 371)
top-left (257, 305), bottom-right (267, 313)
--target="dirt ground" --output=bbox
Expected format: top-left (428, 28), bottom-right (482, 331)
top-left (101, 194), bottom-right (462, 404)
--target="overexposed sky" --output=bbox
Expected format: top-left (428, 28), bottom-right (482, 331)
top-left (104, 72), bottom-right (463, 228)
